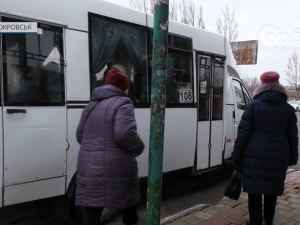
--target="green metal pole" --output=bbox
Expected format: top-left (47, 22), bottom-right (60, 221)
top-left (146, 1), bottom-right (169, 225)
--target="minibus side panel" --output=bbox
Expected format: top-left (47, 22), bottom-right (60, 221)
top-left (135, 109), bottom-right (150, 177)
top-left (65, 29), bottom-right (90, 101)
top-left (66, 108), bottom-right (83, 189)
top-left (4, 177), bottom-right (65, 206)
top-left (210, 120), bottom-right (223, 166)
top-left (197, 122), bottom-right (210, 170)
top-left (223, 103), bottom-right (235, 159)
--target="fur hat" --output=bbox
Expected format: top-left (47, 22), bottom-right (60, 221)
top-left (105, 68), bottom-right (130, 91)
top-left (260, 71), bottom-right (280, 85)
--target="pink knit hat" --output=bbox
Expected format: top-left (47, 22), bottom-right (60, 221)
top-left (260, 71), bottom-right (280, 85)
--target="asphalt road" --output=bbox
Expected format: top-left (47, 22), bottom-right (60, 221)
top-left (108, 167), bottom-right (233, 225)
top-left (0, 196), bottom-right (71, 225)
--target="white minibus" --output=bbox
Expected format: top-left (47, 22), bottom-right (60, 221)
top-left (0, 0), bottom-right (251, 212)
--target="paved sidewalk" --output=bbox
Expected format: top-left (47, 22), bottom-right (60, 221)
top-left (161, 169), bottom-right (300, 225)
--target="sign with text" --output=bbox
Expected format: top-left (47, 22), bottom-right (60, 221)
top-left (179, 89), bottom-right (193, 103)
top-left (0, 22), bottom-right (37, 33)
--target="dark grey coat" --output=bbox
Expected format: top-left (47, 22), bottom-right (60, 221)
top-left (75, 85), bottom-right (145, 208)
top-left (233, 83), bottom-right (298, 195)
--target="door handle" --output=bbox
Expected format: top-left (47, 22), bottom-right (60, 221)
top-left (6, 109), bottom-right (26, 114)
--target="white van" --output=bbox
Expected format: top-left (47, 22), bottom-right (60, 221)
top-left (0, 0), bottom-right (251, 209)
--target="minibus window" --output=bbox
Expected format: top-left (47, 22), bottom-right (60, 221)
top-left (241, 85), bottom-right (251, 105)
top-left (232, 80), bottom-right (246, 110)
top-left (198, 56), bottom-right (210, 121)
top-left (90, 15), bottom-right (148, 104)
top-left (166, 51), bottom-right (193, 104)
top-left (166, 35), bottom-right (193, 105)
top-left (197, 55), bottom-right (224, 121)
top-left (2, 17), bottom-right (65, 106)
top-left (212, 58), bottom-right (224, 120)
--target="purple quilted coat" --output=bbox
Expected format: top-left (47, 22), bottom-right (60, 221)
top-left (75, 85), bottom-right (145, 208)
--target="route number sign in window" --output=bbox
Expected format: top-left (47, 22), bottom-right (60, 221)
top-left (179, 89), bottom-right (193, 103)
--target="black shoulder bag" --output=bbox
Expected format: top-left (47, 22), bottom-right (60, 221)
top-left (224, 170), bottom-right (242, 200)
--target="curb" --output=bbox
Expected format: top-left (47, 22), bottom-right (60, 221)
top-left (159, 169), bottom-right (299, 225)
top-left (287, 168), bottom-right (296, 174)
top-left (160, 204), bottom-right (210, 225)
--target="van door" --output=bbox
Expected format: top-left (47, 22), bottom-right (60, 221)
top-left (196, 54), bottom-right (225, 170)
top-left (1, 17), bottom-right (66, 205)
top-left (231, 79), bottom-right (251, 141)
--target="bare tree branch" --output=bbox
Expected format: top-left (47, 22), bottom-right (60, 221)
top-left (149, 0), bottom-right (155, 14)
top-left (179, 0), bottom-right (189, 25)
top-left (216, 5), bottom-right (238, 42)
top-left (216, 18), bottom-right (223, 34)
top-left (179, 0), bottom-right (195, 26)
top-left (169, 0), bottom-right (178, 21)
top-left (286, 52), bottom-right (300, 99)
top-left (187, 0), bottom-right (195, 26)
top-left (240, 74), bottom-right (260, 97)
top-left (228, 9), bottom-right (238, 41)
top-left (196, 5), bottom-right (205, 29)
top-left (129, 0), bottom-right (147, 13)
top-left (129, 0), bottom-right (206, 29)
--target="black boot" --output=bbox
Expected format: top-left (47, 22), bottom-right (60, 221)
top-left (264, 219), bottom-right (273, 225)
top-left (82, 207), bottom-right (102, 225)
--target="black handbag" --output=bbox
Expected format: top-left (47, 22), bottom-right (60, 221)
top-left (224, 170), bottom-right (242, 200)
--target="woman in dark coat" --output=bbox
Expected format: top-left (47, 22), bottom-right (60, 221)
top-left (76, 68), bottom-right (145, 225)
top-left (233, 71), bottom-right (298, 225)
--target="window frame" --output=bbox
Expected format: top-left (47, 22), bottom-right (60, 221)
top-left (166, 34), bottom-right (195, 107)
top-left (1, 16), bottom-right (65, 107)
top-left (232, 79), bottom-right (251, 110)
top-left (88, 13), bottom-right (149, 106)
top-left (197, 53), bottom-right (225, 121)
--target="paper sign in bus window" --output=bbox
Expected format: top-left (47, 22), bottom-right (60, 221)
top-left (179, 89), bottom-right (193, 103)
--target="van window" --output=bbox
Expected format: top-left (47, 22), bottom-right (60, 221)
top-left (167, 51), bottom-right (193, 104)
top-left (212, 58), bottom-right (224, 120)
top-left (198, 56), bottom-right (210, 120)
top-left (198, 55), bottom-right (224, 121)
top-left (2, 17), bottom-right (65, 106)
top-left (167, 36), bottom-right (193, 104)
top-left (232, 79), bottom-right (251, 110)
top-left (242, 85), bottom-right (251, 104)
top-left (89, 15), bottom-right (148, 104)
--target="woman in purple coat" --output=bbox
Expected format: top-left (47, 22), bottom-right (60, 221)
top-left (75, 68), bottom-right (145, 225)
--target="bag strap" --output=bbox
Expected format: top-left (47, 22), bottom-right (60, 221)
top-left (84, 101), bottom-right (100, 124)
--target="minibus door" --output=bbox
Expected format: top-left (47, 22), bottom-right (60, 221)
top-left (1, 18), bottom-right (66, 205)
top-left (196, 54), bottom-right (224, 170)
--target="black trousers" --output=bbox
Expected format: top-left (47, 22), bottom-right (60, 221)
top-left (248, 193), bottom-right (277, 225)
top-left (81, 205), bottom-right (138, 225)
